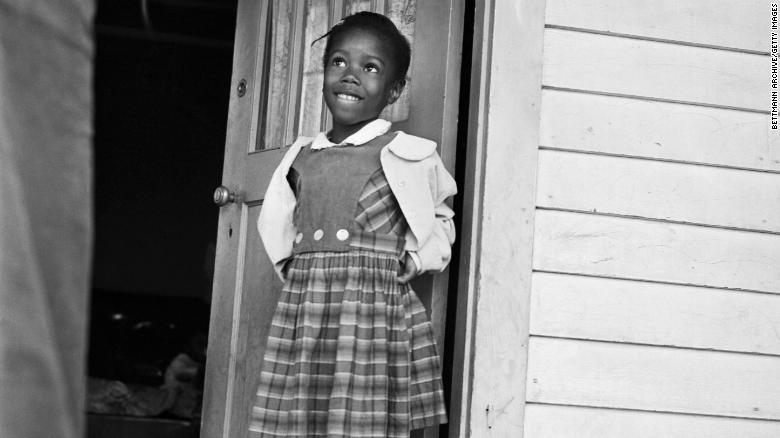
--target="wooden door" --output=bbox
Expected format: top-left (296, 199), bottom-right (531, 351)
top-left (202, 1), bottom-right (465, 437)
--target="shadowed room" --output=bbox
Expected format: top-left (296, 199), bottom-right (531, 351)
top-left (86, 1), bottom-right (235, 436)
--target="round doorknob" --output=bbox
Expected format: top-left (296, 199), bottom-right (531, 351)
top-left (213, 186), bottom-right (236, 206)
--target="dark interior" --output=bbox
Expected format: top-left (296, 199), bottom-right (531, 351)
top-left (88, 1), bottom-right (237, 436)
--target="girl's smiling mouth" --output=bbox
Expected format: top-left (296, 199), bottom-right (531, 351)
top-left (336, 92), bottom-right (362, 102)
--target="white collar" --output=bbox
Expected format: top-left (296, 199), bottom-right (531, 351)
top-left (310, 119), bottom-right (391, 150)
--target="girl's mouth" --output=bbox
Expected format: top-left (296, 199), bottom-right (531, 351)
top-left (336, 93), bottom-right (362, 102)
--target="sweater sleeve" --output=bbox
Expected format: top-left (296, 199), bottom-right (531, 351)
top-left (257, 137), bottom-right (310, 281)
top-left (412, 153), bottom-right (457, 273)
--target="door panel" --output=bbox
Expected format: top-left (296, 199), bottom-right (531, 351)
top-left (203, 1), bottom-right (464, 437)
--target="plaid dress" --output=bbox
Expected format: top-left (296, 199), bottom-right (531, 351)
top-left (250, 143), bottom-right (448, 437)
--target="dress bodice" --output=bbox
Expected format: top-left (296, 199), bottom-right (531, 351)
top-left (289, 132), bottom-right (407, 256)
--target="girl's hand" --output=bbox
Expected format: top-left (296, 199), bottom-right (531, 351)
top-left (397, 253), bottom-right (419, 284)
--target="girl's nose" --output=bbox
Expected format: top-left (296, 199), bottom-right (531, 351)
top-left (340, 67), bottom-right (359, 85)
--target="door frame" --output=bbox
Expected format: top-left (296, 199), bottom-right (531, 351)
top-left (450, 0), bottom-right (547, 437)
top-left (201, 1), bottom-right (474, 437)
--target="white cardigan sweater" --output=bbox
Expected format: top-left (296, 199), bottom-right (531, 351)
top-left (257, 131), bottom-right (457, 280)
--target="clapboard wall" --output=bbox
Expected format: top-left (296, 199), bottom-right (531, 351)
top-left (523, 0), bottom-right (779, 436)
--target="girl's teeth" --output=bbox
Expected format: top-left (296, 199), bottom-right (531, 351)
top-left (338, 93), bottom-right (360, 101)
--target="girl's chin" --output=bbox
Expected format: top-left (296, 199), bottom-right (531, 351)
top-left (327, 105), bottom-right (383, 126)
top-left (330, 115), bottom-right (378, 129)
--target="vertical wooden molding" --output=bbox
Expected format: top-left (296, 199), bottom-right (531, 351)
top-left (448, 0), bottom-right (487, 435)
top-left (460, 0), bottom-right (546, 436)
top-left (222, 204), bottom-right (250, 438)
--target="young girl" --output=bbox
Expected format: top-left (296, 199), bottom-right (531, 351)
top-left (252, 12), bottom-right (456, 437)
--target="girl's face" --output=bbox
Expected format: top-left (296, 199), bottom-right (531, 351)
top-left (323, 28), bottom-right (404, 139)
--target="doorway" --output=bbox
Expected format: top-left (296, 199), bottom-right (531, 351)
top-left (86, 1), bottom-right (473, 437)
top-left (202, 1), bottom-right (469, 438)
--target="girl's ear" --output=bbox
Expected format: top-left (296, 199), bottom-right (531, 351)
top-left (387, 78), bottom-right (406, 105)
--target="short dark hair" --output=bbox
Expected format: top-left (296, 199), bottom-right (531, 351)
top-left (315, 11), bottom-right (411, 82)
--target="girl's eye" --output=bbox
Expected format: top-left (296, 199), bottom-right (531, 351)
top-left (331, 57), bottom-right (346, 67)
top-left (364, 64), bottom-right (379, 73)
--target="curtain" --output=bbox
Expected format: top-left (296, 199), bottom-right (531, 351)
top-left (0, 1), bottom-right (94, 437)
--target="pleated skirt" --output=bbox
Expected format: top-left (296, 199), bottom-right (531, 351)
top-left (249, 246), bottom-right (447, 437)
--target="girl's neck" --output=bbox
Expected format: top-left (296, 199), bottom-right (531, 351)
top-left (328, 118), bottom-right (377, 144)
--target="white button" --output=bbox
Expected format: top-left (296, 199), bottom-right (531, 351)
top-left (294, 233), bottom-right (303, 244)
top-left (398, 180), bottom-right (405, 187)
top-left (313, 229), bottom-right (324, 241)
top-left (336, 229), bottom-right (349, 241)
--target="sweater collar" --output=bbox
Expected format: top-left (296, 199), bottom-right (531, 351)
top-left (310, 119), bottom-right (391, 150)
top-left (385, 131), bottom-right (438, 161)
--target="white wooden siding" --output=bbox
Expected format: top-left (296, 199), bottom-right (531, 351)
top-left (529, 272), bottom-right (780, 355)
top-left (533, 209), bottom-right (780, 293)
top-left (539, 89), bottom-right (778, 172)
top-left (537, 149), bottom-right (780, 232)
top-left (543, 28), bottom-right (763, 111)
top-left (545, 0), bottom-right (767, 52)
top-left (526, 337), bottom-right (780, 420)
top-left (524, 404), bottom-right (780, 438)
top-left (519, 1), bottom-right (778, 436)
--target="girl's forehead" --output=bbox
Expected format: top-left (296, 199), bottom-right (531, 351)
top-left (329, 28), bottom-right (394, 59)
